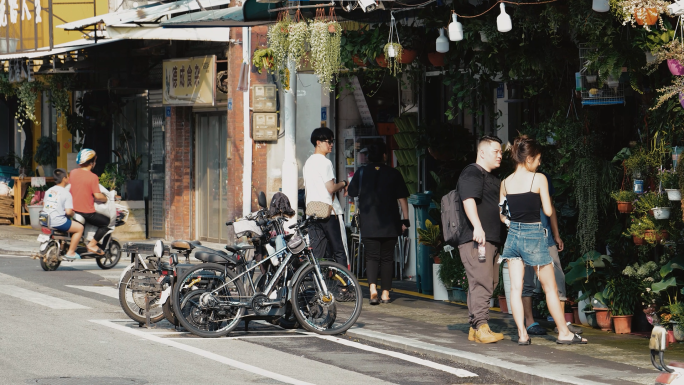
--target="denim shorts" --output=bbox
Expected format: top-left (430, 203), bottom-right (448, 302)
top-left (500, 222), bottom-right (553, 267)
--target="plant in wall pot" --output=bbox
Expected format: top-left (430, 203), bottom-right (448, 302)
top-left (625, 218), bottom-right (648, 244)
top-left (645, 40), bottom-right (684, 76)
top-left (617, 0), bottom-right (669, 30)
top-left (113, 129), bottom-right (143, 201)
top-left (99, 163), bottom-right (125, 194)
top-left (669, 302), bottom-right (684, 341)
top-left (603, 275), bottom-right (640, 334)
top-left (610, 190), bottom-right (637, 213)
top-left (660, 168), bottom-right (682, 200)
top-left (636, 191), bottom-right (670, 219)
top-left (34, 136), bottom-right (58, 177)
top-left (309, 19), bottom-right (342, 92)
top-left (417, 219), bottom-right (442, 263)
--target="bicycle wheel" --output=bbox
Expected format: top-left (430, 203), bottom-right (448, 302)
top-left (291, 261), bottom-right (362, 335)
top-left (118, 270), bottom-right (165, 324)
top-left (173, 263), bottom-right (245, 338)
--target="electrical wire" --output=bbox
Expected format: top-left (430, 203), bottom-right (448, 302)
top-left (455, 0), bottom-right (559, 18)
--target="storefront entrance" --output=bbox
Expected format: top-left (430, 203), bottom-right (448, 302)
top-left (195, 113), bottom-right (228, 243)
top-left (148, 107), bottom-right (165, 238)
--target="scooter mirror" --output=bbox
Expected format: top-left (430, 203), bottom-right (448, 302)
top-left (258, 191), bottom-right (267, 209)
top-left (154, 240), bottom-right (164, 258)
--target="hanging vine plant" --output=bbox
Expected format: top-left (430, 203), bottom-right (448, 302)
top-left (46, 74), bottom-right (72, 116)
top-left (15, 80), bottom-right (43, 127)
top-left (0, 72), bottom-right (15, 100)
top-left (384, 43), bottom-right (403, 76)
top-left (309, 18), bottom-right (342, 92)
top-left (288, 21), bottom-right (309, 70)
top-left (267, 12), bottom-right (291, 70)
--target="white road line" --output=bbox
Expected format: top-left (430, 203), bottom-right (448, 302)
top-left (0, 285), bottom-right (90, 309)
top-left (166, 335), bottom-right (315, 340)
top-left (0, 254), bottom-right (30, 258)
top-left (92, 320), bottom-right (315, 385)
top-left (65, 285), bottom-right (119, 299)
top-left (309, 333), bottom-right (478, 378)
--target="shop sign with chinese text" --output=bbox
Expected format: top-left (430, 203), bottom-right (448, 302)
top-left (162, 55), bottom-right (216, 106)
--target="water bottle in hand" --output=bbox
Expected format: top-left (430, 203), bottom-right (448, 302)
top-left (478, 242), bottom-right (486, 262)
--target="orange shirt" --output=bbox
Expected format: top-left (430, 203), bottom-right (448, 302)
top-left (69, 168), bottom-right (100, 213)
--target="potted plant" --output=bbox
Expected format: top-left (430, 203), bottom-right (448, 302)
top-left (592, 294), bottom-right (613, 331)
top-left (267, 13), bottom-right (291, 70)
top-left (668, 303), bottom-right (684, 341)
top-left (494, 266), bottom-right (508, 313)
top-left (341, 28), bottom-right (368, 68)
top-left (252, 48), bottom-right (275, 74)
top-left (604, 276), bottom-right (640, 334)
top-left (635, 191), bottom-right (669, 216)
top-left (384, 43), bottom-right (403, 76)
top-left (625, 218), bottom-right (647, 245)
top-left (417, 219), bottom-right (442, 263)
top-left (645, 40), bottom-right (684, 76)
top-left (309, 19), bottom-right (342, 92)
top-left (611, 190), bottom-right (637, 213)
top-left (660, 168), bottom-right (681, 200)
top-left (99, 163), bottom-right (125, 195)
top-left (439, 248), bottom-right (468, 303)
top-left (618, 0), bottom-right (669, 29)
top-left (113, 129), bottom-right (143, 201)
top-left (34, 136), bottom-right (58, 177)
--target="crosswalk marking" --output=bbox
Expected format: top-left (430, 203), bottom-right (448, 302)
top-left (0, 285), bottom-right (90, 309)
top-left (65, 285), bottom-right (119, 299)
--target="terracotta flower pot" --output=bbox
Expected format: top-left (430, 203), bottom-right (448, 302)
top-left (634, 7), bottom-right (658, 25)
top-left (617, 201), bottom-right (633, 214)
top-left (633, 235), bottom-right (645, 245)
top-left (376, 54), bottom-right (388, 68)
top-left (645, 230), bottom-right (663, 243)
top-left (398, 49), bottom-right (418, 64)
top-left (595, 308), bottom-right (612, 331)
top-left (498, 295), bottom-right (508, 313)
top-left (612, 315), bottom-right (633, 334)
top-left (668, 59), bottom-right (684, 76)
top-left (428, 52), bottom-right (445, 67)
top-left (661, 230), bottom-right (670, 240)
top-left (572, 306), bottom-right (581, 324)
top-left (564, 313), bottom-right (574, 323)
top-left (352, 55), bottom-right (366, 67)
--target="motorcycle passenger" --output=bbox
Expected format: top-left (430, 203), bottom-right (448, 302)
top-left (69, 149), bottom-right (109, 255)
top-left (43, 168), bottom-right (84, 259)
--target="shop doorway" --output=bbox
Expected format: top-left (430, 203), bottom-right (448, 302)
top-left (148, 107), bottom-right (165, 238)
top-left (195, 113), bottom-right (228, 243)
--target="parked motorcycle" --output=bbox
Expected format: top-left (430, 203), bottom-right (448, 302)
top-left (36, 208), bottom-right (128, 271)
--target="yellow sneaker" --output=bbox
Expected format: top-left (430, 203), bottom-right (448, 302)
top-left (475, 325), bottom-right (499, 344)
top-left (468, 327), bottom-right (475, 341)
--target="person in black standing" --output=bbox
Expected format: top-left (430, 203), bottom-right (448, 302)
top-left (348, 142), bottom-right (410, 305)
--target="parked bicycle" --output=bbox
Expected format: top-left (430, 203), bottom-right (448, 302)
top-left (173, 213), bottom-right (363, 338)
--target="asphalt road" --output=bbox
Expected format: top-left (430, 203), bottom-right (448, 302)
top-left (0, 253), bottom-right (520, 385)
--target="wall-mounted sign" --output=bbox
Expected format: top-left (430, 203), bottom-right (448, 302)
top-left (162, 55), bottom-right (216, 106)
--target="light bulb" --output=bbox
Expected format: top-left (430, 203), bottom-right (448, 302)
top-left (436, 28), bottom-right (449, 53)
top-left (497, 3), bottom-right (512, 33)
top-left (448, 13), bottom-right (463, 42)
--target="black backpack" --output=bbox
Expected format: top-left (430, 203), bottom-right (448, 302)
top-left (440, 164), bottom-right (485, 246)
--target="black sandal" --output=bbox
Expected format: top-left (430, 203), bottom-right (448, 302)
top-left (556, 333), bottom-right (588, 345)
top-left (369, 294), bottom-right (379, 306)
top-left (518, 337), bottom-right (532, 346)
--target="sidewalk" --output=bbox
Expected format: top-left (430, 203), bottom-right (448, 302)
top-left (349, 279), bottom-right (679, 385)
top-left (0, 225), bottom-right (42, 256)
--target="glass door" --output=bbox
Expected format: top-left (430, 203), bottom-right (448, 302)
top-left (196, 113), bottom-right (228, 243)
top-left (148, 107), bottom-right (165, 238)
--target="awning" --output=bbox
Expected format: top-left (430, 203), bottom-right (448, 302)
top-left (57, 0), bottom-right (233, 30)
top-left (161, 2), bottom-right (276, 28)
top-left (0, 39), bottom-right (122, 60)
top-left (107, 26), bottom-right (230, 41)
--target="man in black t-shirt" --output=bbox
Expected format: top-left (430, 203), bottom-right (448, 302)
top-left (457, 135), bottom-right (504, 344)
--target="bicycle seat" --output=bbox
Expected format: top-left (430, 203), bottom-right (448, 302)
top-left (194, 250), bottom-right (238, 265)
top-left (171, 240), bottom-right (202, 250)
top-left (225, 244), bottom-right (255, 253)
top-left (52, 230), bottom-right (68, 237)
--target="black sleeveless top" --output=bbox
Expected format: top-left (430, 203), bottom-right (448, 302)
top-left (504, 174), bottom-right (542, 223)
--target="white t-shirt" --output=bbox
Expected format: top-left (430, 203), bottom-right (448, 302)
top-left (43, 185), bottom-right (73, 227)
top-left (303, 153), bottom-right (344, 215)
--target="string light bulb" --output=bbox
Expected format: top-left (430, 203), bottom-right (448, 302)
top-left (448, 13), bottom-right (463, 41)
top-left (497, 3), bottom-right (512, 33)
top-left (436, 28), bottom-right (450, 53)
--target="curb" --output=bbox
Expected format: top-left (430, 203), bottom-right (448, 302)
top-left (0, 248), bottom-right (37, 256)
top-left (345, 328), bottom-right (598, 385)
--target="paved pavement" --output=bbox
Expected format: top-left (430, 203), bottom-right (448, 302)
top-left (0, 224), bottom-right (677, 384)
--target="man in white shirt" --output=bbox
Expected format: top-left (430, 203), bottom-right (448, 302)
top-left (303, 127), bottom-right (348, 267)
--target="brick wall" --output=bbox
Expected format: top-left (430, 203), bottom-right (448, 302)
top-left (165, 106), bottom-right (192, 240)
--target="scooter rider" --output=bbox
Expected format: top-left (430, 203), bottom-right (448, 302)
top-left (43, 168), bottom-right (84, 259)
top-left (70, 149), bottom-right (109, 255)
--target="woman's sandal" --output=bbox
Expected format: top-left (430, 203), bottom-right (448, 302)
top-left (518, 337), bottom-right (532, 346)
top-left (87, 247), bottom-right (105, 256)
top-left (369, 293), bottom-right (380, 306)
top-left (380, 299), bottom-right (391, 304)
top-left (556, 333), bottom-right (588, 345)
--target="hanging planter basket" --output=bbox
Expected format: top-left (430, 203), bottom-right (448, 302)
top-left (668, 59), bottom-right (684, 76)
top-left (398, 49), bottom-right (418, 64)
top-left (666, 189), bottom-right (682, 201)
top-left (352, 55), bottom-right (366, 67)
top-left (634, 8), bottom-right (658, 25)
top-left (617, 201), bottom-right (634, 214)
top-left (376, 54), bottom-right (388, 68)
top-left (653, 207), bottom-right (671, 220)
top-left (633, 235), bottom-right (645, 245)
top-left (428, 52), bottom-right (445, 67)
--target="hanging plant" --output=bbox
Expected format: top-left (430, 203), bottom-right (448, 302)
top-left (309, 19), bottom-right (342, 92)
top-left (616, 0), bottom-right (669, 31)
top-left (644, 40), bottom-right (684, 74)
top-left (46, 74), bottom-right (72, 115)
top-left (0, 72), bottom-right (15, 100)
top-left (252, 47), bottom-right (275, 74)
top-left (267, 12), bottom-right (291, 70)
top-left (15, 80), bottom-right (42, 127)
top-left (384, 43), bottom-right (403, 76)
top-left (288, 21), bottom-right (309, 70)
top-left (651, 75), bottom-right (684, 110)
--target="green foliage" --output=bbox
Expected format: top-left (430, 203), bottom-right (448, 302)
top-left (417, 219), bottom-right (442, 253)
top-left (565, 250), bottom-right (613, 285)
top-left (603, 275), bottom-right (640, 316)
top-left (0, 72), bottom-right (14, 99)
top-left (611, 190), bottom-right (637, 202)
top-left (252, 48), bottom-right (275, 74)
top-left (634, 192), bottom-right (669, 214)
top-left (15, 80), bottom-right (43, 127)
top-left (659, 168), bottom-right (679, 189)
top-left (624, 147), bottom-right (660, 176)
top-left (99, 163), bottom-right (125, 192)
top-left (45, 74), bottom-right (72, 115)
top-left (23, 186), bottom-right (35, 205)
top-left (113, 129), bottom-right (142, 181)
top-left (438, 248), bottom-right (468, 290)
top-left (34, 136), bottom-right (57, 166)
top-left (669, 302), bottom-right (684, 324)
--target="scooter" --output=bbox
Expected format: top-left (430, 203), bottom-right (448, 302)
top-left (36, 208), bottom-right (128, 271)
top-left (651, 325), bottom-right (684, 385)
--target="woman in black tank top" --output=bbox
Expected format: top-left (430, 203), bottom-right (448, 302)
top-left (499, 136), bottom-right (588, 346)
